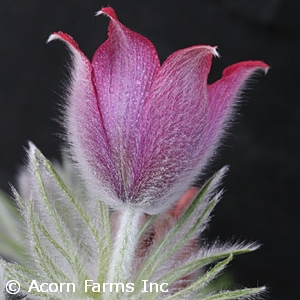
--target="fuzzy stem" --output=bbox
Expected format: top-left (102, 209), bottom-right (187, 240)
top-left (106, 206), bottom-right (142, 293)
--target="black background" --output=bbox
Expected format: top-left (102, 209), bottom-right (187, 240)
top-left (0, 1), bottom-right (299, 299)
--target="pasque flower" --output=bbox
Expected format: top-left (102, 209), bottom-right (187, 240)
top-left (48, 7), bottom-right (268, 214)
top-left (0, 7), bottom-right (269, 299)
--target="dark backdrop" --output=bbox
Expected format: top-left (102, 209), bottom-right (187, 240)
top-left (1, 1), bottom-right (299, 299)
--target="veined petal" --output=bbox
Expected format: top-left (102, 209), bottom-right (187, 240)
top-left (92, 7), bottom-right (160, 200)
top-left (131, 46), bottom-right (218, 213)
top-left (203, 61), bottom-right (269, 157)
top-left (48, 32), bottom-right (120, 205)
top-left (50, 8), bottom-right (268, 214)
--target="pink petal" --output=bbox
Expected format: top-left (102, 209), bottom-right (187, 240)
top-left (48, 32), bottom-right (121, 205)
top-left (50, 9), bottom-right (269, 214)
top-left (203, 61), bottom-right (270, 156)
top-left (92, 8), bottom-right (160, 200)
top-left (131, 46), bottom-right (218, 212)
top-left (170, 187), bottom-right (200, 219)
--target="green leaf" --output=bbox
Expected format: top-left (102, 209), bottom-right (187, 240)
top-left (201, 286), bottom-right (266, 300)
top-left (135, 168), bottom-right (226, 290)
top-left (0, 189), bottom-right (26, 262)
top-left (165, 254), bottom-right (233, 300)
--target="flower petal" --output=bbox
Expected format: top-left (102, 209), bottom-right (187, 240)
top-left (132, 46), bottom-right (218, 213)
top-left (48, 32), bottom-right (120, 206)
top-left (92, 7), bottom-right (160, 200)
top-left (203, 61), bottom-right (269, 157)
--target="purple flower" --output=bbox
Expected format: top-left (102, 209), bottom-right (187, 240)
top-left (48, 7), bottom-right (268, 214)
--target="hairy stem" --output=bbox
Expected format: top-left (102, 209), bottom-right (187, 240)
top-left (106, 206), bottom-right (142, 292)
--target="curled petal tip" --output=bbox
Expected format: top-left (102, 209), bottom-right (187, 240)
top-left (47, 31), bottom-right (66, 43)
top-left (263, 64), bottom-right (270, 75)
top-left (212, 46), bottom-right (220, 58)
top-left (46, 34), bottom-right (56, 44)
top-left (47, 31), bottom-right (81, 53)
top-left (176, 45), bottom-right (219, 63)
top-left (95, 10), bottom-right (103, 17)
top-left (96, 7), bottom-right (118, 20)
top-left (223, 60), bottom-right (270, 78)
top-left (194, 45), bottom-right (219, 57)
top-left (46, 32), bottom-right (70, 44)
top-left (247, 60), bottom-right (270, 72)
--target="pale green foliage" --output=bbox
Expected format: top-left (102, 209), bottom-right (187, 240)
top-left (0, 189), bottom-right (26, 264)
top-left (0, 143), bottom-right (265, 299)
